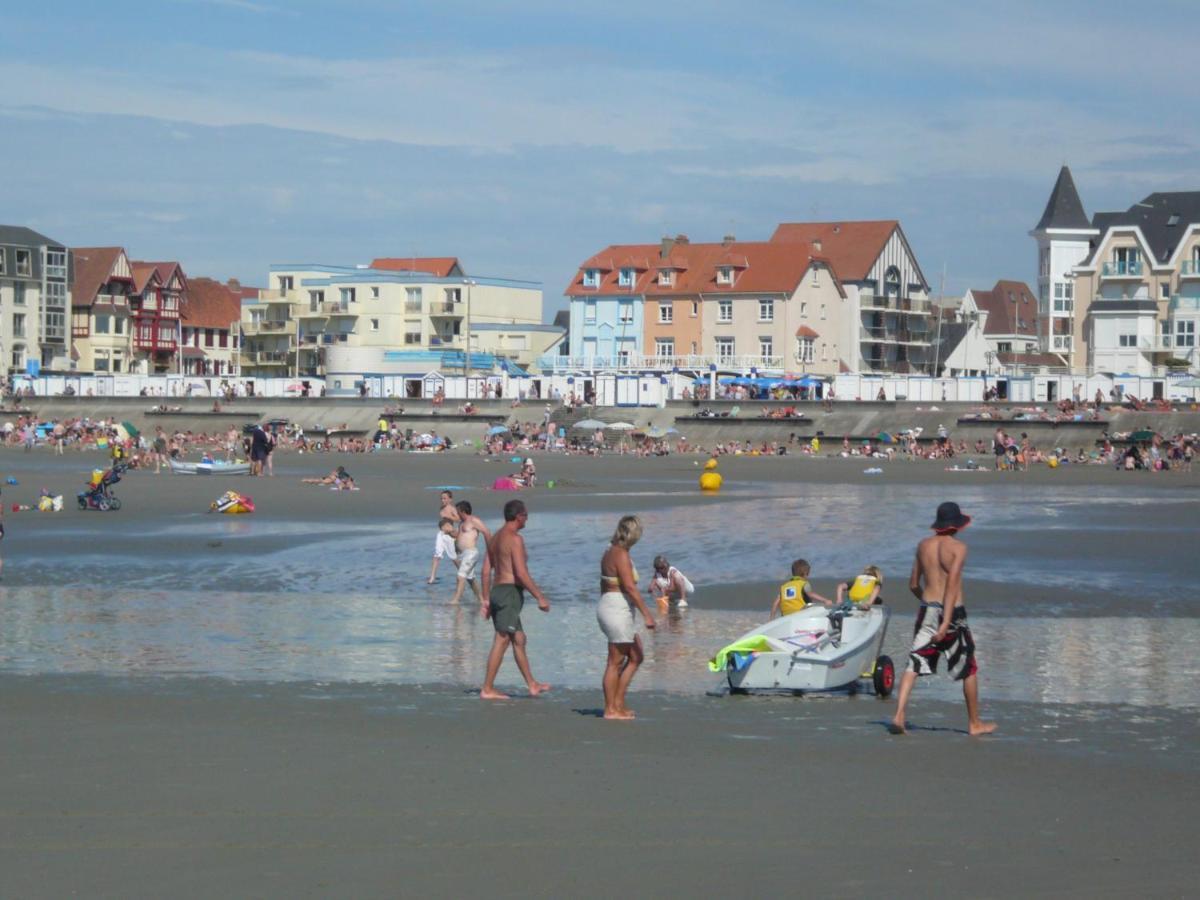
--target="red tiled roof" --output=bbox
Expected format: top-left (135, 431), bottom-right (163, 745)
top-left (769, 220), bottom-right (899, 282)
top-left (184, 277), bottom-right (243, 329)
top-left (139, 261), bottom-right (186, 290)
top-left (997, 351), bottom-right (1066, 367)
top-left (970, 280), bottom-right (1040, 337)
top-left (796, 325), bottom-right (820, 338)
top-left (70, 247), bottom-right (126, 307)
top-left (370, 257), bottom-right (461, 278)
top-left (130, 263), bottom-right (160, 294)
top-left (568, 238), bottom-right (839, 297)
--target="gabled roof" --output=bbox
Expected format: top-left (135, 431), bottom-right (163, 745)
top-left (70, 247), bottom-right (128, 307)
top-left (1034, 166), bottom-right (1091, 231)
top-left (968, 280), bottom-right (1040, 337)
top-left (130, 263), bottom-right (161, 294)
top-left (184, 278), bottom-right (243, 329)
top-left (935, 321), bottom-right (971, 362)
top-left (1082, 191), bottom-right (1200, 265)
top-left (568, 237), bottom-right (838, 297)
top-left (768, 220), bottom-right (899, 282)
top-left (370, 257), bottom-right (462, 278)
top-left (0, 225), bottom-right (64, 247)
top-left (145, 261), bottom-right (186, 290)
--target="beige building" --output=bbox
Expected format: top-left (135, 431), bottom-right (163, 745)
top-left (0, 226), bottom-right (71, 373)
top-left (70, 247), bottom-right (135, 373)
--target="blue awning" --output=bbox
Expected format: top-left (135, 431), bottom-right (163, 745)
top-left (500, 358), bottom-right (531, 377)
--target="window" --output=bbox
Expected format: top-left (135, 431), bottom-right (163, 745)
top-left (12, 313), bottom-right (25, 338)
top-left (800, 301), bottom-right (807, 317)
top-left (717, 266), bottom-right (733, 285)
top-left (15, 249), bottom-right (31, 276)
top-left (277, 275), bottom-right (293, 292)
top-left (618, 302), bottom-right (633, 324)
top-left (94, 314), bottom-right (111, 334)
top-left (997, 342), bottom-right (1012, 353)
top-left (658, 270), bottom-right (674, 287)
top-left (111, 355), bottom-right (123, 373)
top-left (796, 338), bottom-right (814, 363)
top-left (1039, 247), bottom-right (1050, 278)
top-left (1177, 320), bottom-right (1195, 347)
top-left (759, 337), bottom-right (774, 359)
top-left (1118, 334), bottom-right (1137, 348)
top-left (1112, 247), bottom-right (1141, 274)
top-left (718, 300), bottom-right (733, 323)
top-left (690, 301), bottom-right (698, 317)
top-left (1053, 283), bottom-right (1074, 312)
top-left (583, 268), bottom-right (601, 288)
top-left (404, 321), bottom-right (422, 344)
top-left (45, 311), bottom-right (64, 339)
top-left (758, 299), bottom-right (774, 322)
top-left (658, 302), bottom-right (673, 324)
top-left (405, 287), bottom-right (422, 312)
top-left (618, 268), bottom-right (634, 287)
top-left (0, 248), bottom-right (5, 274)
top-left (45, 249), bottom-right (66, 278)
top-left (340, 288), bottom-right (356, 304)
top-left (371, 286), bottom-right (380, 299)
top-left (715, 337), bottom-right (735, 362)
top-left (10, 346), bottom-right (23, 369)
top-left (585, 300), bottom-right (596, 323)
top-left (821, 342), bottom-right (828, 361)
top-left (94, 351), bottom-right (110, 372)
top-left (819, 303), bottom-right (826, 320)
top-left (114, 317), bottom-right (125, 335)
top-left (1161, 282), bottom-right (1171, 301)
top-left (617, 342), bottom-right (633, 365)
top-left (370, 318), bottom-right (380, 332)
top-left (655, 338), bottom-right (674, 358)
top-left (219, 331), bottom-right (228, 348)
top-left (308, 290), bottom-right (324, 311)
top-left (205, 329), bottom-right (215, 347)
top-left (811, 265), bottom-right (820, 286)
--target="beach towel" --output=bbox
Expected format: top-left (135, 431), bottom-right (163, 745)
top-left (709, 635), bottom-right (775, 672)
top-left (491, 477), bottom-right (522, 491)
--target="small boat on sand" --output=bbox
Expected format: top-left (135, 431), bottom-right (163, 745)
top-left (712, 604), bottom-right (894, 695)
top-left (168, 458), bottom-right (251, 476)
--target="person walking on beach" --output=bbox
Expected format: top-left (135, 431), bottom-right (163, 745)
top-left (438, 490), bottom-right (461, 526)
top-left (890, 502), bottom-right (995, 737)
top-left (450, 500), bottom-right (491, 605)
top-left (597, 516), bottom-right (657, 719)
top-left (480, 499), bottom-right (550, 699)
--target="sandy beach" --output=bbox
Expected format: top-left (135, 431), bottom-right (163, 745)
top-left (0, 448), bottom-right (1197, 897)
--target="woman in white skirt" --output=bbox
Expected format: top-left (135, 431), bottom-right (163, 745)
top-left (597, 515), bottom-right (657, 719)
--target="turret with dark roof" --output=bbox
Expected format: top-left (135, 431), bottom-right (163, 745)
top-left (1034, 165), bottom-right (1092, 232)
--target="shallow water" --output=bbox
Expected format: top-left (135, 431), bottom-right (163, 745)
top-left (1, 585), bottom-right (1197, 709)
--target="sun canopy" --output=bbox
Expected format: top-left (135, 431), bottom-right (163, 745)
top-left (571, 419), bottom-right (608, 430)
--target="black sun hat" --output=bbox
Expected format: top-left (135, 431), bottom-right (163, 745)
top-left (931, 501), bottom-right (971, 533)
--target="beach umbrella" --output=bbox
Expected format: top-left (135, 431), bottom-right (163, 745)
top-left (1129, 429), bottom-right (1158, 442)
top-left (122, 420), bottom-right (140, 439)
top-left (607, 422), bottom-right (636, 430)
top-left (877, 431), bottom-right (894, 443)
top-left (486, 425), bottom-right (510, 436)
top-left (645, 426), bottom-right (669, 438)
top-left (572, 418), bottom-right (608, 430)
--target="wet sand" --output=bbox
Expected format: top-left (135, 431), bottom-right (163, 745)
top-left (1, 449), bottom-right (1198, 896)
top-left (0, 675), bottom-right (1195, 898)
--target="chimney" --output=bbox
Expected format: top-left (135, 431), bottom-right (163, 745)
top-left (226, 277), bottom-right (242, 290)
top-left (660, 236), bottom-right (674, 258)
top-left (722, 233), bottom-right (736, 246)
top-left (674, 233), bottom-right (689, 245)
top-left (812, 238), bottom-right (823, 253)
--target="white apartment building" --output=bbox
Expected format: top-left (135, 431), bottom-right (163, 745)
top-left (0, 225), bottom-right (71, 372)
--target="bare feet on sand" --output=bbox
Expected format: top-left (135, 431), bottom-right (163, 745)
top-left (968, 721), bottom-right (998, 736)
top-left (528, 682), bottom-right (551, 697)
top-left (479, 689), bottom-right (509, 700)
top-left (603, 709), bottom-right (635, 720)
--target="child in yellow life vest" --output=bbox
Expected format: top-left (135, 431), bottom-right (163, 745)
top-left (837, 565), bottom-right (883, 606)
top-left (769, 559), bottom-right (833, 619)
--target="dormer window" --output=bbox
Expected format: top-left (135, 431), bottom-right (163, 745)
top-left (717, 267), bottom-right (733, 285)
top-left (583, 268), bottom-right (601, 288)
top-left (618, 268), bottom-right (634, 287)
top-left (658, 270), bottom-right (674, 287)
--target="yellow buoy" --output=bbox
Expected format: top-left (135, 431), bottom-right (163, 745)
top-left (1047, 456), bottom-right (1059, 469)
top-left (699, 471), bottom-right (723, 492)
top-left (704, 458), bottom-right (718, 470)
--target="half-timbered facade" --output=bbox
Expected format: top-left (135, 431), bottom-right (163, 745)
top-left (129, 261), bottom-right (184, 374)
top-left (70, 247), bottom-right (135, 373)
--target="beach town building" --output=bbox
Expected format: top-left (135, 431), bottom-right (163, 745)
top-left (241, 257), bottom-right (550, 394)
top-left (929, 303), bottom-right (990, 377)
top-left (960, 280), bottom-right (1045, 364)
top-left (0, 225), bottom-right (71, 373)
top-left (180, 278), bottom-right (242, 377)
top-left (128, 261), bottom-right (186, 374)
top-left (1034, 166), bottom-right (1200, 377)
top-left (70, 247), bottom-right (135, 374)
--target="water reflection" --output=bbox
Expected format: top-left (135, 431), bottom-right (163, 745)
top-left (0, 585), bottom-right (1196, 709)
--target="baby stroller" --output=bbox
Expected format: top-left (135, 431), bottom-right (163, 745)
top-left (78, 462), bottom-right (128, 511)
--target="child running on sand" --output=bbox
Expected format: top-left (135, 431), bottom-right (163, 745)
top-left (837, 565), bottom-right (883, 606)
top-left (769, 559), bottom-right (832, 619)
top-left (649, 555), bottom-right (694, 610)
top-left (427, 517), bottom-right (459, 584)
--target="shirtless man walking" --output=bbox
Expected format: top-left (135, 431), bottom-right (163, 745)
top-left (480, 499), bottom-right (550, 699)
top-left (890, 501), bottom-right (996, 737)
top-left (451, 499), bottom-right (491, 605)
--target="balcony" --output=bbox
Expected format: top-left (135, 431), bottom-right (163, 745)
top-left (252, 350), bottom-right (291, 364)
top-left (259, 289), bottom-right (292, 302)
top-left (430, 301), bottom-right (463, 317)
top-left (298, 301), bottom-right (354, 317)
top-left (1181, 260), bottom-right (1200, 279)
top-left (1101, 260), bottom-right (1143, 278)
top-left (862, 294), bottom-right (931, 314)
top-left (859, 326), bottom-right (931, 346)
top-left (1050, 335), bottom-right (1073, 352)
top-left (535, 353), bottom-right (784, 372)
top-left (1170, 294), bottom-right (1200, 312)
top-left (320, 333), bottom-right (350, 344)
top-left (134, 334), bottom-right (177, 352)
top-left (404, 301), bottom-right (423, 314)
top-left (429, 335), bottom-right (462, 347)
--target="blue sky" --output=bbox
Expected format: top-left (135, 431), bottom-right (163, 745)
top-left (2, 0), bottom-right (1197, 316)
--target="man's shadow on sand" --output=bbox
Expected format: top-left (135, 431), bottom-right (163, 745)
top-left (872, 719), bottom-right (968, 736)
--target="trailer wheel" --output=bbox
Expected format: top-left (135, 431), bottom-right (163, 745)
top-left (873, 655), bottom-right (895, 698)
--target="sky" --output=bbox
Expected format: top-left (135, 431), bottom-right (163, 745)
top-left (2, 0), bottom-right (1198, 318)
